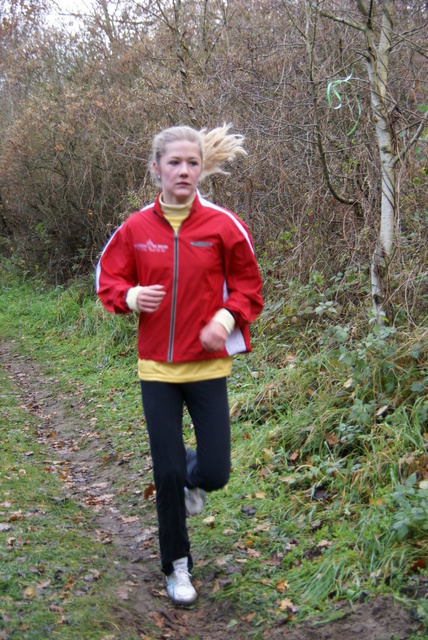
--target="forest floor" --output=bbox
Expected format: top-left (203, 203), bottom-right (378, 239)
top-left (1, 341), bottom-right (420, 640)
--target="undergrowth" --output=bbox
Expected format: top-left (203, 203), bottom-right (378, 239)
top-left (0, 263), bottom-right (427, 636)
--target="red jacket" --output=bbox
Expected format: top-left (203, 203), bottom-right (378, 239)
top-left (95, 192), bottom-right (263, 363)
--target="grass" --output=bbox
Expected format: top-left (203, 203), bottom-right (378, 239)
top-left (0, 268), bottom-right (427, 636)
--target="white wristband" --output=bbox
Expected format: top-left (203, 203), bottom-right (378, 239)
top-left (125, 286), bottom-right (143, 312)
top-left (213, 308), bottom-right (235, 335)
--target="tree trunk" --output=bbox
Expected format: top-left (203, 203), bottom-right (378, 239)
top-left (363, 0), bottom-right (395, 323)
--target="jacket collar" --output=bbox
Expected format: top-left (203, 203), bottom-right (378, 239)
top-left (153, 191), bottom-right (200, 217)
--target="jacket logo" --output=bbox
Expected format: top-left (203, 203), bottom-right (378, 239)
top-left (135, 239), bottom-right (169, 253)
top-left (191, 241), bottom-right (213, 247)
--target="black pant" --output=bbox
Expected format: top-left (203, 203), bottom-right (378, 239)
top-left (140, 377), bottom-right (231, 575)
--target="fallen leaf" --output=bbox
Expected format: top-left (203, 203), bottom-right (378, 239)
top-left (264, 554), bottom-right (283, 566)
top-left (316, 540), bottom-right (332, 548)
top-left (242, 612), bottom-right (257, 622)
top-left (215, 557), bottom-right (228, 566)
top-left (325, 433), bottom-right (338, 446)
top-left (144, 483), bottom-right (156, 500)
top-left (9, 511), bottom-right (23, 521)
top-left (49, 605), bottom-right (64, 613)
top-left (96, 530), bottom-right (113, 544)
top-left (211, 579), bottom-right (221, 594)
top-left (117, 585), bottom-right (130, 600)
top-left (408, 558), bottom-right (426, 573)
top-left (276, 579), bottom-right (289, 593)
top-left (23, 586), bottom-right (36, 599)
top-left (278, 597), bottom-right (298, 613)
top-left (370, 568), bottom-right (382, 578)
top-left (376, 405), bottom-right (389, 417)
top-left (255, 490), bottom-right (267, 499)
top-left (83, 569), bottom-right (102, 582)
top-left (36, 580), bottom-right (51, 590)
top-left (147, 611), bottom-right (164, 629)
top-left (121, 516), bottom-right (139, 524)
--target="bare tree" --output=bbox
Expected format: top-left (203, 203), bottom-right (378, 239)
top-left (288, 0), bottom-right (428, 322)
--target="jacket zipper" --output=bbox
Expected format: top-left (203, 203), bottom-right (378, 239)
top-left (167, 230), bottom-right (179, 362)
top-left (153, 207), bottom-right (186, 363)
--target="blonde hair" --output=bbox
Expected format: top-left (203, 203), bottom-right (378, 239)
top-left (150, 123), bottom-right (247, 186)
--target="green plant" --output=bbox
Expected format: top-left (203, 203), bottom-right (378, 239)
top-left (389, 474), bottom-right (428, 541)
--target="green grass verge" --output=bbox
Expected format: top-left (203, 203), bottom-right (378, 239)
top-left (0, 270), bottom-right (427, 636)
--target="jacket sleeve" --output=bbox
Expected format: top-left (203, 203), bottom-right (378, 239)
top-left (221, 218), bottom-right (263, 327)
top-left (95, 222), bottom-right (138, 314)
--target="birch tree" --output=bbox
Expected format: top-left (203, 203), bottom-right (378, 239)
top-left (289, 0), bottom-right (427, 323)
top-left (356, 0), bottom-right (427, 322)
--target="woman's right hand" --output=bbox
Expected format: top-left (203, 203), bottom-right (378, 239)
top-left (136, 285), bottom-right (166, 312)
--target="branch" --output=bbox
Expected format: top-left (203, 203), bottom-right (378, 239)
top-left (305, 1), bottom-right (357, 206)
top-left (356, 0), bottom-right (369, 18)
top-left (407, 41), bottom-right (428, 61)
top-left (281, 0), bottom-right (305, 40)
top-left (313, 5), bottom-right (365, 32)
top-left (392, 112), bottom-right (428, 167)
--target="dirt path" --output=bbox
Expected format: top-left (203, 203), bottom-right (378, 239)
top-left (1, 342), bottom-right (421, 640)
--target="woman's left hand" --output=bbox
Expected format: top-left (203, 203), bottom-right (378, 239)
top-left (200, 320), bottom-right (229, 352)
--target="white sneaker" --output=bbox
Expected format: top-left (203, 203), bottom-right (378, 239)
top-left (184, 486), bottom-right (206, 516)
top-left (166, 557), bottom-right (197, 605)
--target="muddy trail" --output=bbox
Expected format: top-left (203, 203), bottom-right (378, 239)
top-left (1, 342), bottom-right (421, 640)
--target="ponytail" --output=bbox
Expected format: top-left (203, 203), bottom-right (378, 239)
top-left (150, 123), bottom-right (246, 186)
top-left (200, 123), bottom-right (247, 179)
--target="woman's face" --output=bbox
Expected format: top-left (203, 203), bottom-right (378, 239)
top-left (154, 139), bottom-right (202, 205)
